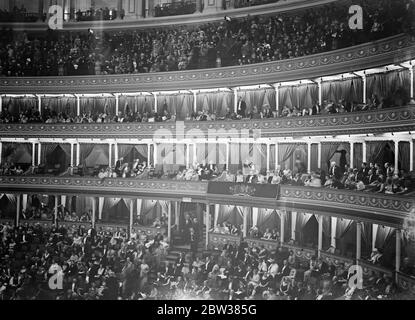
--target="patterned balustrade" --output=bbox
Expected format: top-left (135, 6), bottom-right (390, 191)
top-left (0, 106), bottom-right (414, 139)
top-left (1, 34), bottom-right (414, 93)
top-left (0, 176), bottom-right (413, 227)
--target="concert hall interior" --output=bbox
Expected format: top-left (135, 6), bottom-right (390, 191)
top-left (0, 0), bottom-right (415, 301)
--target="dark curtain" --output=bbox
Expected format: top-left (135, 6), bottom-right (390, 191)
top-left (366, 141), bottom-right (393, 165)
top-left (1, 143), bottom-right (32, 164)
top-left (80, 143), bottom-right (96, 166)
top-left (298, 83), bottom-right (318, 109)
top-left (398, 141), bottom-right (410, 172)
top-left (321, 143), bottom-right (341, 172)
top-left (80, 96), bottom-right (116, 115)
top-left (43, 96), bottom-right (77, 116)
top-left (6, 96), bottom-right (37, 116)
top-left (322, 77), bottom-right (363, 104)
top-left (120, 95), bottom-right (154, 114)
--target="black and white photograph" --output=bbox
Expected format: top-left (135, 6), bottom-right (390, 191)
top-left (0, 0), bottom-right (414, 307)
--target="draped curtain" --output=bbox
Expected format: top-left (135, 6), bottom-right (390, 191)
top-left (79, 143), bottom-right (95, 166)
top-left (269, 145), bottom-right (276, 171)
top-left (296, 212), bottom-right (313, 234)
top-left (336, 218), bottom-right (353, 241)
top-left (158, 94), bottom-right (193, 120)
top-left (322, 78), bottom-right (363, 104)
top-left (278, 143), bottom-right (306, 170)
top-left (375, 226), bottom-right (395, 250)
top-left (40, 143), bottom-right (70, 167)
top-left (217, 205), bottom-right (235, 225)
top-left (240, 88), bottom-right (275, 114)
top-left (84, 145), bottom-right (109, 167)
top-left (6, 97), bottom-right (37, 116)
top-left (80, 97), bottom-right (116, 115)
top-left (196, 91), bottom-right (232, 117)
top-left (256, 209), bottom-right (280, 233)
top-left (43, 96), bottom-right (77, 116)
top-left (297, 84), bottom-right (318, 109)
top-left (119, 95), bottom-right (154, 114)
top-left (1, 142), bottom-right (32, 164)
top-left (117, 144), bottom-right (149, 163)
top-left (398, 141), bottom-right (410, 172)
top-left (366, 69), bottom-right (410, 104)
top-left (279, 86), bottom-right (296, 109)
top-left (321, 142), bottom-right (341, 172)
top-left (366, 141), bottom-right (393, 165)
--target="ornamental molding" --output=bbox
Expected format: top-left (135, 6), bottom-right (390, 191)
top-left (0, 176), bottom-right (411, 228)
top-left (1, 34), bottom-right (414, 93)
top-left (0, 106), bottom-right (414, 139)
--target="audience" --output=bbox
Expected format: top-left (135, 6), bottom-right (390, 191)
top-left (1, 0), bottom-right (413, 77)
top-left (0, 220), bottom-right (411, 300)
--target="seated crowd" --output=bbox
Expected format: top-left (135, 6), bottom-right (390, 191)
top-left (1, 220), bottom-right (411, 300)
top-left (2, 154), bottom-right (414, 196)
top-left (0, 6), bottom-right (38, 23)
top-left (0, 0), bottom-right (413, 77)
top-left (0, 91), bottom-right (406, 126)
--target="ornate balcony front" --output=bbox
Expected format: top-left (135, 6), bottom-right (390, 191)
top-left (0, 175), bottom-right (412, 228)
top-left (1, 34), bottom-right (414, 94)
top-left (1, 106), bottom-right (414, 139)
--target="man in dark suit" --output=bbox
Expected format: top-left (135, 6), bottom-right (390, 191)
top-left (365, 169), bottom-right (378, 185)
top-left (204, 256), bottom-right (215, 275)
top-left (115, 157), bottom-right (124, 176)
top-left (358, 162), bottom-right (369, 181)
top-left (189, 227), bottom-right (199, 256)
top-left (236, 97), bottom-right (247, 118)
top-left (328, 161), bottom-right (342, 180)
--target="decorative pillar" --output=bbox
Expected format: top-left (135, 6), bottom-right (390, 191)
top-left (193, 143), bottom-right (197, 166)
top-left (108, 142), bottom-right (112, 167)
top-left (37, 142), bottom-right (41, 165)
top-left (362, 73), bottom-right (367, 103)
top-left (37, 95), bottom-right (42, 114)
top-left (129, 199), bottom-right (134, 237)
top-left (214, 204), bottom-right (219, 228)
top-left (372, 224), bottom-right (378, 251)
top-left (280, 210), bottom-right (285, 244)
top-left (115, 93), bottom-right (119, 115)
top-left (61, 195), bottom-right (66, 209)
top-left (317, 142), bottom-right (322, 169)
top-left (114, 142), bottom-right (118, 164)
top-left (356, 222), bottom-right (362, 260)
top-left (317, 215), bottom-right (323, 257)
top-left (54, 196), bottom-right (58, 227)
top-left (394, 140), bottom-right (399, 173)
top-left (70, 143), bottom-right (74, 167)
top-left (410, 139), bottom-right (414, 172)
top-left (0, 95), bottom-right (2, 113)
top-left (76, 95), bottom-right (80, 116)
top-left (233, 88), bottom-right (238, 114)
top-left (225, 142), bottom-right (230, 170)
top-left (362, 141), bottom-right (367, 163)
top-left (153, 93), bottom-right (158, 112)
top-left (31, 142), bottom-right (36, 166)
top-left (146, 143), bottom-right (150, 166)
top-left (193, 91), bottom-right (197, 113)
top-left (175, 201), bottom-right (180, 227)
top-left (242, 207), bottom-right (248, 238)
top-left (266, 142), bottom-right (270, 172)
top-left (22, 194), bottom-right (28, 214)
top-left (275, 84), bottom-right (280, 117)
top-left (307, 142), bottom-right (312, 174)
top-left (76, 143), bottom-right (80, 166)
top-left (167, 201), bottom-right (172, 244)
top-left (91, 197), bottom-right (96, 228)
top-left (16, 194), bottom-right (21, 227)
top-left (98, 197), bottom-right (104, 220)
top-left (291, 211), bottom-right (297, 241)
top-left (275, 142), bottom-right (279, 169)
top-left (0, 141), bottom-right (2, 164)
top-left (186, 143), bottom-right (190, 168)
top-left (317, 78), bottom-right (322, 106)
top-left (153, 143), bottom-right (158, 165)
top-left (331, 217), bottom-right (337, 249)
top-left (205, 204), bottom-right (210, 250)
top-left (350, 141), bottom-right (354, 168)
top-left (396, 229), bottom-right (401, 276)
top-left (410, 66), bottom-right (414, 103)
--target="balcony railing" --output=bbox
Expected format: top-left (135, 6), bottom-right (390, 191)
top-left (0, 175), bottom-right (412, 228)
top-left (1, 34), bottom-right (414, 94)
top-left (1, 106), bottom-right (414, 139)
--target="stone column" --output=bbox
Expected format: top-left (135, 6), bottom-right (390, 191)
top-left (167, 201), bottom-right (172, 244)
top-left (54, 196), bottom-right (58, 227)
top-left (129, 199), bottom-right (134, 238)
top-left (356, 222), bottom-right (362, 260)
top-left (410, 139), bottom-right (414, 172)
top-left (350, 142), bottom-right (354, 168)
top-left (205, 204), bottom-right (210, 250)
top-left (280, 210), bottom-right (285, 244)
top-left (291, 211), bottom-right (297, 241)
top-left (317, 142), bottom-right (322, 169)
top-left (307, 142), bottom-right (312, 174)
top-left (394, 140), bottom-right (399, 173)
top-left (318, 215), bottom-right (323, 257)
top-left (16, 194), bottom-right (21, 227)
top-left (91, 197), bottom-right (96, 228)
